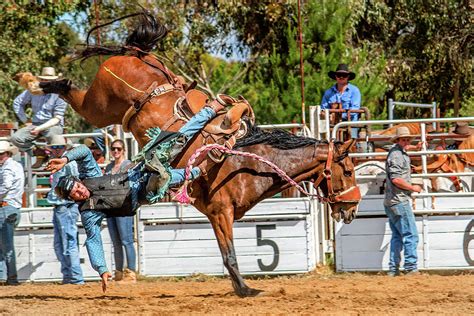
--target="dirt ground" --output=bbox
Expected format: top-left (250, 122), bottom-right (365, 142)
top-left (1, 270), bottom-right (474, 314)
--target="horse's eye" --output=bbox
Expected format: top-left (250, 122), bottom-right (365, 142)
top-left (344, 171), bottom-right (352, 177)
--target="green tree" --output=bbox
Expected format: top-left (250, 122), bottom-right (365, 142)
top-left (353, 0), bottom-right (473, 118)
top-left (0, 1), bottom-right (91, 132)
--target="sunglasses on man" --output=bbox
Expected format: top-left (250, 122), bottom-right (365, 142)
top-left (335, 73), bottom-right (349, 78)
top-left (111, 147), bottom-right (123, 152)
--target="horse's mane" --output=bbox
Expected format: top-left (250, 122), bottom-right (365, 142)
top-left (77, 11), bottom-right (168, 61)
top-left (235, 123), bottom-right (322, 150)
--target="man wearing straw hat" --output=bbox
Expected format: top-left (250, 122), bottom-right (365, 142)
top-left (384, 126), bottom-right (423, 277)
top-left (11, 67), bottom-right (68, 169)
top-left (0, 141), bottom-right (24, 285)
top-left (45, 135), bottom-right (84, 285)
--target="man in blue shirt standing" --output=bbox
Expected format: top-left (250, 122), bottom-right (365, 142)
top-left (321, 64), bottom-right (361, 138)
top-left (11, 67), bottom-right (68, 168)
top-left (46, 135), bottom-right (84, 285)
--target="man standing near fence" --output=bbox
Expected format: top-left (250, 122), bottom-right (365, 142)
top-left (46, 135), bottom-right (84, 285)
top-left (384, 127), bottom-right (423, 277)
top-left (0, 141), bottom-right (24, 285)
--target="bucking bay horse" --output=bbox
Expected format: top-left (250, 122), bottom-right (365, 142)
top-left (15, 12), bottom-right (361, 297)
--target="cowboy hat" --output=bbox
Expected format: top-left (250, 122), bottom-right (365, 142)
top-left (84, 137), bottom-right (97, 148)
top-left (37, 67), bottom-right (59, 80)
top-left (452, 121), bottom-right (472, 136)
top-left (390, 126), bottom-right (414, 143)
top-left (328, 64), bottom-right (356, 80)
top-left (0, 141), bottom-right (19, 155)
top-left (45, 135), bottom-right (72, 149)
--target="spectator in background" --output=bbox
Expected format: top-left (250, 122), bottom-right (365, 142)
top-left (447, 121), bottom-right (472, 150)
top-left (321, 64), bottom-right (361, 138)
top-left (46, 135), bottom-right (84, 285)
top-left (11, 67), bottom-right (67, 168)
top-left (104, 139), bottom-right (136, 283)
top-left (84, 137), bottom-right (105, 165)
top-left (384, 127), bottom-right (423, 277)
top-left (0, 141), bottom-right (24, 285)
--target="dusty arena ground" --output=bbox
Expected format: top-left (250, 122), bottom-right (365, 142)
top-left (1, 269), bottom-right (474, 314)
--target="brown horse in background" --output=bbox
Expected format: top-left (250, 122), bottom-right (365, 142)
top-left (371, 123), bottom-right (473, 194)
top-left (18, 12), bottom-right (361, 297)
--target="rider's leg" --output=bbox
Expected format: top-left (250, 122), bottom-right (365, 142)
top-left (168, 167), bottom-right (201, 186)
top-left (178, 101), bottom-right (225, 139)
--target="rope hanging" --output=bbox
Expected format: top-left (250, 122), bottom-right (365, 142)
top-left (172, 144), bottom-right (325, 204)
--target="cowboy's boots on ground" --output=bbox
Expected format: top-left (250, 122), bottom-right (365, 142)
top-left (117, 269), bottom-right (136, 283)
top-left (114, 270), bottom-right (124, 281)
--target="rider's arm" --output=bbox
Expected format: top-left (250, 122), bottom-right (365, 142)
top-left (64, 144), bottom-right (103, 179)
top-left (80, 210), bottom-right (109, 276)
top-left (12, 91), bottom-right (31, 123)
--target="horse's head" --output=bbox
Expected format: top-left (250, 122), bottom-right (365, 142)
top-left (12, 72), bottom-right (43, 95)
top-left (317, 139), bottom-right (361, 224)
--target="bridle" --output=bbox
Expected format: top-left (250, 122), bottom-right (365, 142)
top-left (312, 140), bottom-right (361, 204)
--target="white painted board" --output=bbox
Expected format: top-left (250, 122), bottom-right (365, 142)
top-left (336, 215), bottom-right (474, 271)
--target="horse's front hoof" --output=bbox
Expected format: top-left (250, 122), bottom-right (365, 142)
top-left (236, 287), bottom-right (263, 298)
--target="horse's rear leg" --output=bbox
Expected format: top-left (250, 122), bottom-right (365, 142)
top-left (209, 212), bottom-right (262, 297)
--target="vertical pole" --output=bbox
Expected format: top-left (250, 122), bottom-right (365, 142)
top-left (324, 109), bottom-right (330, 140)
top-left (297, 0), bottom-right (306, 126)
top-left (315, 106), bottom-right (322, 140)
top-left (93, 0), bottom-right (103, 64)
top-left (420, 123), bottom-right (429, 210)
top-left (388, 98), bottom-right (394, 127)
top-left (432, 101), bottom-right (437, 131)
top-left (309, 106), bottom-right (316, 139)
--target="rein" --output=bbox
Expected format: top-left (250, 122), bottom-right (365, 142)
top-left (173, 142), bottom-right (361, 205)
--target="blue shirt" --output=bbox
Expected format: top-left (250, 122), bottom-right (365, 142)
top-left (0, 157), bottom-right (25, 209)
top-left (13, 91), bottom-right (67, 125)
top-left (47, 160), bottom-right (79, 206)
top-left (64, 145), bottom-right (148, 275)
top-left (321, 83), bottom-right (361, 121)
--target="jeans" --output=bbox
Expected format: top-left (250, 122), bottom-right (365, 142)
top-left (53, 204), bottom-right (84, 284)
top-left (10, 125), bottom-right (63, 154)
top-left (0, 206), bottom-right (21, 284)
top-left (106, 216), bottom-right (136, 271)
top-left (384, 201), bottom-right (419, 272)
top-left (80, 210), bottom-right (108, 276)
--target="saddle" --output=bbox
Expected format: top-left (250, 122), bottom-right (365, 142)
top-left (163, 89), bottom-right (255, 162)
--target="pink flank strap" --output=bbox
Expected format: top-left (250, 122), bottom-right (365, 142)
top-left (172, 144), bottom-right (325, 204)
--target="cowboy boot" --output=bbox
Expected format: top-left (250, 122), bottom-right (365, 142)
top-left (114, 270), bottom-right (124, 281)
top-left (119, 269), bottom-right (137, 283)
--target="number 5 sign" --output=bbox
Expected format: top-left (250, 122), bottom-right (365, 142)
top-left (256, 225), bottom-right (280, 271)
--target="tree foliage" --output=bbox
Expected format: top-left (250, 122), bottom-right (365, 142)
top-left (0, 1), bottom-right (471, 132)
top-left (353, 0), bottom-right (473, 118)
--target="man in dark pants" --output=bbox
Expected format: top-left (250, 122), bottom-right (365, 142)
top-left (384, 126), bottom-right (423, 277)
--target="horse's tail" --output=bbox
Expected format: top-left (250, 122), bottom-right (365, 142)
top-left (76, 10), bottom-right (168, 61)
